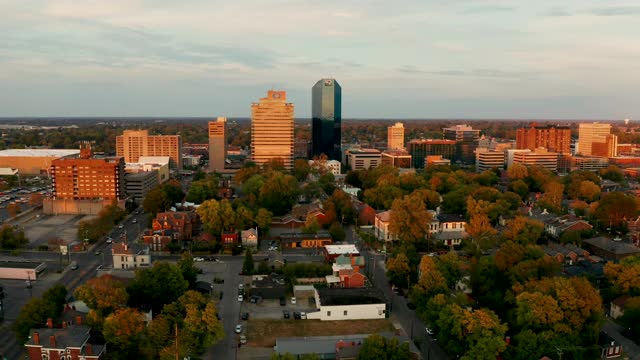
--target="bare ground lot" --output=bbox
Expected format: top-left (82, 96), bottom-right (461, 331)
top-left (245, 318), bottom-right (395, 347)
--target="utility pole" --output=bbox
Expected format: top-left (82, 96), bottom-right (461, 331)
top-left (175, 323), bottom-right (179, 360)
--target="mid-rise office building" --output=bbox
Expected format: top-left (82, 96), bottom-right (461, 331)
top-left (208, 117), bottom-right (227, 172)
top-left (577, 122), bottom-right (612, 156)
top-left (592, 134), bottom-right (618, 158)
top-left (116, 130), bottom-right (182, 169)
top-left (251, 90), bottom-right (295, 171)
top-left (381, 149), bottom-right (412, 168)
top-left (475, 148), bottom-right (506, 172)
top-left (407, 139), bottom-right (456, 168)
top-left (387, 122), bottom-right (405, 150)
top-left (516, 123), bottom-right (571, 154)
top-left (511, 148), bottom-right (558, 172)
top-left (125, 171), bottom-right (158, 204)
top-left (345, 149), bottom-right (382, 171)
top-left (312, 79), bottom-right (341, 160)
top-left (443, 125), bottom-right (480, 165)
top-left (574, 156), bottom-right (609, 172)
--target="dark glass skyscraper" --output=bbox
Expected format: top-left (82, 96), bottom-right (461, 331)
top-left (312, 78), bottom-right (341, 160)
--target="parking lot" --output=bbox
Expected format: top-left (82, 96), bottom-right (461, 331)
top-left (21, 213), bottom-right (87, 248)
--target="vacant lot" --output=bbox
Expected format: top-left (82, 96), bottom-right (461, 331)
top-left (245, 318), bottom-right (395, 347)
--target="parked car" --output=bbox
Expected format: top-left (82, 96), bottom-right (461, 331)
top-left (234, 324), bottom-right (242, 334)
top-left (193, 257), bottom-right (205, 262)
top-left (241, 312), bottom-right (249, 320)
top-left (250, 296), bottom-right (262, 304)
top-left (293, 312), bottom-right (301, 320)
top-left (280, 297), bottom-right (286, 306)
top-left (70, 262), bottom-right (78, 270)
top-left (283, 310), bottom-right (290, 319)
top-left (426, 327), bottom-right (434, 336)
top-left (300, 312), bottom-right (307, 319)
top-left (132, 219), bottom-right (137, 223)
top-left (239, 335), bottom-right (247, 345)
top-left (118, 224), bottom-right (124, 229)
top-left (238, 284), bottom-right (244, 290)
top-left (238, 295), bottom-right (243, 302)
top-left (291, 297), bottom-right (297, 305)
top-left (105, 237), bottom-right (113, 244)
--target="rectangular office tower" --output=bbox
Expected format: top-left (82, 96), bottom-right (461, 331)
top-left (578, 122), bottom-right (615, 157)
top-left (116, 130), bottom-right (183, 169)
top-left (251, 90), bottom-right (295, 171)
top-left (208, 117), bottom-right (227, 172)
top-left (516, 123), bottom-right (571, 154)
top-left (312, 78), bottom-right (342, 160)
top-left (387, 122), bottom-right (405, 150)
top-left (443, 125), bottom-right (480, 165)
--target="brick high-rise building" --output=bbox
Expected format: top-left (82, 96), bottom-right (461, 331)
top-left (387, 122), bottom-right (405, 150)
top-left (251, 90), bottom-right (294, 171)
top-left (578, 122), bottom-right (612, 156)
top-left (116, 130), bottom-right (182, 169)
top-left (516, 123), bottom-right (571, 154)
top-left (208, 117), bottom-right (227, 172)
top-left (51, 157), bottom-right (125, 200)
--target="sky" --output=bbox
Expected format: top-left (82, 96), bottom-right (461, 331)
top-left (0, 0), bottom-right (639, 119)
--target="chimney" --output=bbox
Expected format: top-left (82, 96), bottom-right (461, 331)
top-left (32, 331), bottom-right (39, 345)
top-left (76, 315), bottom-right (82, 325)
top-left (49, 335), bottom-right (56, 348)
top-left (47, 318), bottom-right (53, 328)
top-left (85, 343), bottom-right (93, 356)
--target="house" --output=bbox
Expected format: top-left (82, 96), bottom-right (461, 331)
top-left (251, 274), bottom-right (286, 299)
top-left (323, 244), bottom-right (360, 262)
top-left (274, 333), bottom-right (421, 360)
top-left (338, 269), bottom-right (366, 288)
top-left (151, 211), bottom-right (198, 241)
top-left (221, 232), bottom-right (238, 245)
top-left (24, 318), bottom-right (104, 360)
top-left (610, 296), bottom-right (631, 319)
top-left (291, 200), bottom-right (324, 221)
top-left (332, 254), bottom-right (366, 288)
top-left (599, 331), bottom-right (623, 359)
top-left (270, 215), bottom-right (305, 230)
top-left (141, 229), bottom-right (173, 251)
top-left (306, 288), bottom-right (388, 321)
top-left (437, 213), bottom-right (467, 232)
top-left (374, 210), bottom-right (397, 242)
top-left (241, 228), bottom-right (258, 248)
top-left (543, 242), bottom-right (590, 265)
top-left (280, 231), bottom-right (333, 249)
top-left (544, 215), bottom-right (593, 238)
top-left (112, 243), bottom-right (151, 270)
top-left (583, 236), bottom-right (640, 261)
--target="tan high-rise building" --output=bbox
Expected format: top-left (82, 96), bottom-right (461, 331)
top-left (208, 117), bottom-right (227, 172)
top-left (116, 130), bottom-right (182, 169)
top-left (251, 90), bottom-right (294, 171)
top-left (577, 122), bottom-right (611, 156)
top-left (387, 122), bottom-right (405, 150)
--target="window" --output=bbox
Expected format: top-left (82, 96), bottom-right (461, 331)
top-left (343, 310), bottom-right (348, 316)
top-left (327, 311), bottom-right (331, 316)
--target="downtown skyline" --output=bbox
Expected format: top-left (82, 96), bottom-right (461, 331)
top-left (1, 0), bottom-right (639, 119)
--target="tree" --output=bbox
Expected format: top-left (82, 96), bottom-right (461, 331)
top-left (103, 308), bottom-right (146, 356)
top-left (13, 285), bottom-right (68, 342)
top-left (436, 252), bottom-right (462, 290)
top-left (538, 181), bottom-right (564, 213)
top-left (357, 334), bottom-right (410, 360)
top-left (502, 216), bottom-right (544, 245)
top-left (604, 256), bottom-right (640, 296)
top-left (465, 213), bottom-right (497, 252)
top-left (599, 165), bottom-right (624, 182)
top-left (328, 222), bottom-right (346, 242)
top-left (414, 255), bottom-right (448, 298)
top-left (177, 253), bottom-right (200, 288)
top-left (235, 205), bottom-right (254, 231)
top-left (197, 199), bottom-right (236, 235)
top-left (259, 172), bottom-right (299, 215)
top-left (243, 248), bottom-right (255, 275)
top-left (594, 192), bottom-right (639, 230)
top-left (509, 179), bottom-right (530, 200)
top-left (620, 297), bottom-right (640, 340)
top-left (0, 224), bottom-right (28, 249)
top-left (389, 192), bottom-right (432, 243)
top-left (294, 159), bottom-right (311, 181)
top-left (386, 253), bottom-right (411, 288)
top-left (127, 262), bottom-right (189, 314)
top-left (578, 180), bottom-right (600, 202)
top-left (143, 186), bottom-right (171, 216)
top-left (507, 163), bottom-right (528, 180)
top-left (74, 275), bottom-right (127, 328)
top-left (255, 208), bottom-right (273, 236)
top-left (7, 202), bottom-right (21, 218)
top-left (363, 185), bottom-right (403, 210)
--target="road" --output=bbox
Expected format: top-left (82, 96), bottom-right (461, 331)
top-left (603, 318), bottom-right (640, 360)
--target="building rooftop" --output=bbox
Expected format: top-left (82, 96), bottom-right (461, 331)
top-left (275, 333), bottom-right (419, 358)
top-left (376, 210), bottom-right (392, 222)
top-left (317, 287), bottom-right (386, 306)
top-left (26, 325), bottom-right (91, 348)
top-left (408, 139), bottom-right (456, 144)
top-left (0, 149), bottom-right (80, 157)
top-left (437, 213), bottom-right (466, 223)
top-left (324, 244), bottom-right (359, 256)
top-left (583, 236), bottom-right (640, 256)
top-left (111, 242), bottom-right (150, 256)
top-left (0, 261), bottom-right (44, 269)
top-left (280, 231), bottom-right (332, 241)
top-left (137, 156), bottom-right (171, 165)
top-left (347, 148), bottom-right (381, 154)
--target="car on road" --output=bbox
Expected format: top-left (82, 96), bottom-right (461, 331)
top-left (239, 335), bottom-right (247, 345)
top-left (70, 262), bottom-right (78, 270)
top-left (94, 250), bottom-right (101, 255)
top-left (241, 312), bottom-right (249, 320)
top-left (283, 310), bottom-right (290, 319)
top-left (238, 295), bottom-right (243, 302)
top-left (268, 246), bottom-right (278, 251)
top-left (118, 224), bottom-right (124, 229)
top-left (193, 257), bottom-right (205, 262)
top-left (238, 283), bottom-right (244, 290)
top-left (106, 237), bottom-right (113, 244)
top-left (291, 297), bottom-right (297, 305)
top-left (132, 219), bottom-right (137, 223)
top-left (234, 324), bottom-right (242, 334)
top-left (250, 296), bottom-right (262, 304)
top-left (300, 312), bottom-right (307, 319)
top-left (425, 327), bottom-right (434, 336)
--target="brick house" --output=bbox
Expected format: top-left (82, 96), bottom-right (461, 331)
top-left (141, 229), bottom-right (173, 251)
top-left (338, 269), bottom-right (366, 288)
top-left (25, 318), bottom-right (104, 360)
top-left (151, 212), bottom-right (198, 241)
top-left (221, 232), bottom-right (239, 245)
top-left (544, 215), bottom-right (593, 238)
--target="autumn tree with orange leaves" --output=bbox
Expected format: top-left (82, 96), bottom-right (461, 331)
top-left (103, 307), bottom-right (146, 357)
top-left (74, 275), bottom-right (128, 328)
top-left (604, 256), bottom-right (640, 296)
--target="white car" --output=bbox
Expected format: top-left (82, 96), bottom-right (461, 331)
top-left (235, 324), bottom-right (242, 334)
top-left (193, 257), bottom-right (205, 262)
top-left (118, 224), bottom-right (124, 229)
top-left (106, 238), bottom-right (113, 244)
top-left (238, 295), bottom-right (244, 302)
top-left (268, 246), bottom-right (278, 251)
top-left (300, 312), bottom-right (307, 319)
top-left (291, 297), bottom-right (297, 305)
top-left (426, 327), bottom-right (434, 336)
top-left (239, 335), bottom-right (247, 344)
top-left (132, 219), bottom-right (137, 223)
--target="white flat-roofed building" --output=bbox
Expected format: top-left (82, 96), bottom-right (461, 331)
top-left (475, 147), bottom-right (506, 172)
top-left (323, 244), bottom-right (359, 261)
top-left (306, 288), bottom-right (387, 321)
top-left (512, 148), bottom-right (558, 171)
top-left (0, 149), bottom-right (81, 175)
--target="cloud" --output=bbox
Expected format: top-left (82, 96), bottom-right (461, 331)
top-left (589, 6), bottom-right (640, 16)
top-left (397, 66), bottom-right (535, 78)
top-left (459, 5), bottom-right (514, 14)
